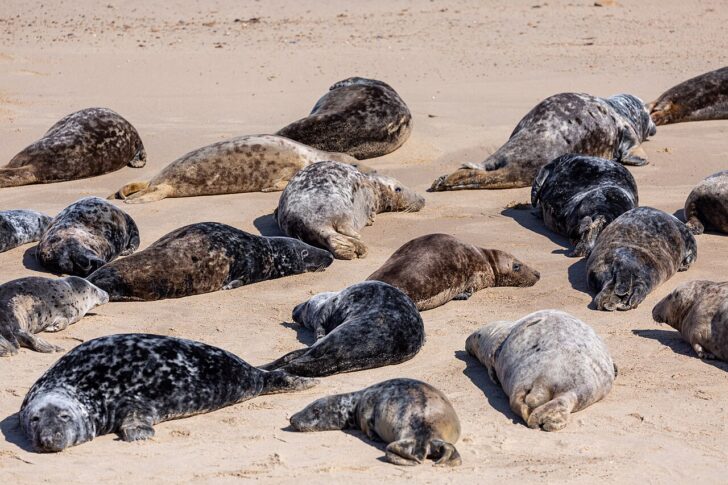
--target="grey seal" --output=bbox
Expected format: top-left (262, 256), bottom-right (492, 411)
top-left (684, 170), bottom-right (728, 234)
top-left (649, 66), bottom-right (728, 125)
top-left (0, 210), bottom-right (52, 253)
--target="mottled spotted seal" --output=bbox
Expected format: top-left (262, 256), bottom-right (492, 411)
top-left (290, 378), bottom-right (461, 466)
top-left (430, 93), bottom-right (656, 191)
top-left (110, 134), bottom-right (373, 203)
top-left (649, 66), bottom-right (728, 125)
top-left (260, 281), bottom-right (424, 377)
top-left (531, 154), bottom-right (639, 257)
top-left (684, 170), bottom-right (728, 234)
top-left (586, 207), bottom-right (697, 311)
top-left (277, 77), bottom-right (412, 160)
top-left (19, 333), bottom-right (318, 452)
top-left (87, 222), bottom-right (333, 301)
top-left (0, 276), bottom-right (108, 357)
top-left (275, 161), bottom-right (425, 259)
top-left (1, 108), bottom-right (145, 188)
top-left (466, 310), bottom-right (616, 431)
top-left (36, 197), bottom-right (139, 277)
top-left (367, 233), bottom-right (540, 311)
top-left (0, 210), bottom-right (52, 253)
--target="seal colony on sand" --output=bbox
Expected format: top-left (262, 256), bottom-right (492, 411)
top-left (87, 222), bottom-right (333, 301)
top-left (0, 108), bottom-right (145, 188)
top-left (684, 170), bottom-right (728, 234)
top-left (0, 210), bottom-right (52, 253)
top-left (36, 197), bottom-right (140, 277)
top-left (275, 161), bottom-right (425, 259)
top-left (586, 207), bottom-right (697, 311)
top-left (466, 310), bottom-right (616, 431)
top-left (0, 276), bottom-right (108, 357)
top-left (110, 134), bottom-right (374, 203)
top-left (531, 154), bottom-right (638, 257)
top-left (430, 93), bottom-right (656, 191)
top-left (653, 280), bottom-right (728, 361)
top-left (649, 66), bottom-right (728, 125)
top-left (19, 333), bottom-right (318, 452)
top-left (277, 77), bottom-right (412, 159)
top-left (367, 233), bottom-right (540, 311)
top-left (290, 378), bottom-right (461, 466)
top-left (260, 281), bottom-right (425, 377)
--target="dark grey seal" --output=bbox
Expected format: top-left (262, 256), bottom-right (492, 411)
top-left (649, 66), bottom-right (728, 125)
top-left (684, 170), bottom-right (728, 234)
top-left (0, 210), bottom-right (52, 253)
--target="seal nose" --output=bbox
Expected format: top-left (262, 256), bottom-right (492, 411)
top-left (38, 430), bottom-right (65, 452)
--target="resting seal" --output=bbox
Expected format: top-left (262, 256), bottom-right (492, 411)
top-left (430, 93), bottom-right (655, 191)
top-left (19, 333), bottom-right (318, 452)
top-left (1, 108), bottom-right (145, 188)
top-left (260, 281), bottom-right (424, 376)
top-left (290, 378), bottom-right (461, 466)
top-left (0, 276), bottom-right (108, 357)
top-left (110, 134), bottom-right (373, 203)
top-left (275, 161), bottom-right (425, 259)
top-left (367, 233), bottom-right (540, 311)
top-left (466, 310), bottom-right (616, 431)
top-left (684, 170), bottom-right (728, 234)
top-left (0, 210), bottom-right (52, 253)
top-left (37, 197), bottom-right (140, 277)
top-left (277, 77), bottom-right (412, 159)
top-left (87, 222), bottom-right (333, 301)
top-left (531, 154), bottom-right (638, 257)
top-left (649, 66), bottom-right (728, 125)
top-left (586, 207), bottom-right (696, 311)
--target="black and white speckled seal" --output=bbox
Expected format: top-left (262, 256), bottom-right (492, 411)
top-left (0, 108), bottom-right (145, 188)
top-left (0, 210), bottom-right (52, 253)
top-left (531, 154), bottom-right (639, 257)
top-left (19, 333), bottom-right (318, 452)
top-left (277, 77), bottom-right (412, 159)
top-left (290, 378), bottom-right (461, 466)
top-left (36, 197), bottom-right (140, 277)
top-left (684, 170), bottom-right (728, 235)
top-left (430, 93), bottom-right (656, 191)
top-left (649, 66), bottom-right (728, 125)
top-left (586, 207), bottom-right (697, 311)
top-left (275, 161), bottom-right (425, 259)
top-left (260, 281), bottom-right (425, 377)
top-left (87, 222), bottom-right (334, 301)
top-left (466, 309), bottom-right (616, 431)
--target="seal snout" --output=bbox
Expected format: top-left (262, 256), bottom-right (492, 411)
top-left (37, 429), bottom-right (67, 453)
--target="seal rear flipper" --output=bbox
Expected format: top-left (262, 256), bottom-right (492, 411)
top-left (384, 439), bottom-right (426, 466)
top-left (258, 348), bottom-right (309, 371)
top-left (684, 195), bottom-right (705, 235)
top-left (261, 369), bottom-right (319, 394)
top-left (430, 439), bottom-right (462, 467)
top-left (128, 145), bottom-right (147, 168)
top-left (326, 232), bottom-right (368, 259)
top-left (526, 392), bottom-right (578, 432)
top-left (123, 184), bottom-right (174, 204)
top-left (74, 252), bottom-right (107, 277)
top-left (0, 166), bottom-right (37, 188)
top-left (15, 329), bottom-right (63, 353)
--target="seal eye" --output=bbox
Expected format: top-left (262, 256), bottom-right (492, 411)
top-left (395, 187), bottom-right (402, 193)
top-left (301, 250), bottom-right (309, 258)
top-left (30, 416), bottom-right (40, 425)
top-left (58, 413), bottom-right (71, 423)
top-left (513, 263), bottom-right (521, 272)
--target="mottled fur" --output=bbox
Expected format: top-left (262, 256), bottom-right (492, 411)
top-left (684, 170), bottom-right (728, 234)
top-left (0, 210), bottom-right (52, 252)
top-left (649, 66), bottom-right (728, 125)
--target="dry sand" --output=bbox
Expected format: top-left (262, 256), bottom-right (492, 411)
top-left (1, 0), bottom-right (728, 483)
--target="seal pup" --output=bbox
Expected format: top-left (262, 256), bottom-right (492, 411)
top-left (466, 310), bottom-right (616, 431)
top-left (430, 93), bottom-right (656, 191)
top-left (275, 161), bottom-right (425, 260)
top-left (1, 108), bottom-right (145, 188)
top-left (684, 170), bottom-right (728, 234)
top-left (653, 280), bottom-right (728, 361)
top-left (531, 154), bottom-right (639, 257)
top-left (110, 134), bottom-right (374, 203)
top-left (290, 378), bottom-right (461, 466)
top-left (367, 233), bottom-right (540, 311)
top-left (87, 222), bottom-right (334, 301)
top-left (260, 281), bottom-right (425, 377)
top-left (19, 333), bottom-right (318, 452)
top-left (586, 207), bottom-right (697, 311)
top-left (37, 197), bottom-right (140, 277)
top-left (277, 77), bottom-right (412, 159)
top-left (0, 210), bottom-right (52, 253)
top-left (0, 276), bottom-right (108, 357)
top-left (649, 66), bottom-right (728, 125)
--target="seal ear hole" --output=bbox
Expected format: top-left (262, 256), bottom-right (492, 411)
top-left (395, 187), bottom-right (402, 193)
top-left (301, 250), bottom-right (309, 258)
top-left (30, 416), bottom-right (40, 425)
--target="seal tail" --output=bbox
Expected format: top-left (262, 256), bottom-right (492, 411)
top-left (261, 369), bottom-right (319, 394)
top-left (0, 166), bottom-right (37, 188)
top-left (258, 348), bottom-right (309, 371)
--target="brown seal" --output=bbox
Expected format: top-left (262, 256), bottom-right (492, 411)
top-left (684, 170), bottom-right (728, 235)
top-left (649, 66), bottom-right (728, 125)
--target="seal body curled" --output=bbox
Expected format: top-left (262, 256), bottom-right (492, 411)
top-left (531, 154), bottom-right (638, 257)
top-left (367, 233), bottom-right (540, 311)
top-left (430, 93), bottom-right (655, 191)
top-left (1, 108), bottom-right (145, 188)
top-left (290, 378), bottom-right (461, 466)
top-left (20, 333), bottom-right (317, 452)
top-left (37, 197), bottom-right (140, 276)
top-left (277, 77), bottom-right (412, 159)
top-left (0, 276), bottom-right (108, 357)
top-left (260, 281), bottom-right (425, 377)
top-left (276, 161), bottom-right (425, 259)
top-left (586, 207), bottom-right (696, 311)
top-left (87, 222), bottom-right (333, 301)
top-left (684, 170), bottom-right (728, 234)
top-left (649, 66), bottom-right (728, 125)
top-left (466, 310), bottom-right (616, 431)
top-left (0, 210), bottom-right (52, 253)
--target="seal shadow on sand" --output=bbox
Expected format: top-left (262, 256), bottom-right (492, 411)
top-left (280, 424), bottom-right (389, 461)
top-left (633, 329), bottom-right (728, 372)
top-left (0, 413), bottom-right (34, 452)
top-left (279, 321), bottom-right (315, 346)
top-left (253, 213), bottom-right (286, 237)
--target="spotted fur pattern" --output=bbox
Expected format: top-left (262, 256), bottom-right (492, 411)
top-left (684, 170), bottom-right (728, 234)
top-left (0, 210), bottom-right (52, 253)
top-left (650, 66), bottom-right (728, 125)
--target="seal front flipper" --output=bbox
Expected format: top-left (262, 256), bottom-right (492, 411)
top-left (0, 333), bottom-right (20, 356)
top-left (258, 348), bottom-right (309, 371)
top-left (123, 184), bottom-right (174, 204)
top-left (0, 166), bottom-right (37, 188)
top-left (676, 220), bottom-right (698, 270)
top-left (452, 290), bottom-right (473, 301)
top-left (385, 439), bottom-right (425, 466)
top-left (14, 329), bottom-right (62, 353)
top-left (570, 215), bottom-right (607, 258)
top-left (430, 439), bottom-right (462, 467)
top-left (111, 181), bottom-right (150, 200)
top-left (261, 369), bottom-right (319, 394)
top-left (118, 409), bottom-right (156, 442)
